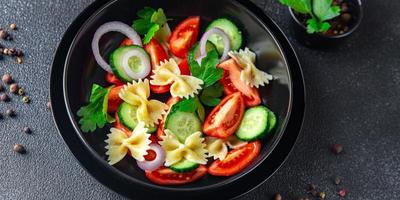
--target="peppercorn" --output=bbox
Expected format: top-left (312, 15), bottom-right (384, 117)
top-left (18, 88), bottom-right (25, 96)
top-left (318, 192), bottom-right (326, 199)
top-left (22, 96), bottom-right (30, 103)
top-left (16, 56), bottom-right (23, 64)
top-left (13, 144), bottom-right (26, 154)
top-left (9, 83), bottom-right (18, 93)
top-left (2, 48), bottom-right (8, 55)
top-left (338, 188), bottom-right (347, 197)
top-left (8, 48), bottom-right (16, 56)
top-left (9, 23), bottom-right (17, 30)
top-left (23, 127), bottom-right (31, 134)
top-left (0, 29), bottom-right (8, 39)
top-left (2, 73), bottom-right (12, 84)
top-left (334, 176), bottom-right (342, 185)
top-left (47, 101), bottom-right (52, 109)
top-left (274, 193), bottom-right (282, 200)
top-left (0, 93), bottom-right (9, 102)
top-left (6, 109), bottom-right (15, 117)
top-left (332, 144), bottom-right (343, 154)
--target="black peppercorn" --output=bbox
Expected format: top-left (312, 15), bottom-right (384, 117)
top-left (6, 109), bottom-right (15, 117)
top-left (13, 144), bottom-right (26, 154)
top-left (2, 73), bottom-right (12, 84)
top-left (332, 144), bottom-right (343, 154)
top-left (23, 127), bottom-right (32, 134)
top-left (0, 93), bottom-right (9, 102)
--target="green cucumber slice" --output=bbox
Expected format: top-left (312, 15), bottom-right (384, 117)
top-left (169, 160), bottom-right (199, 173)
top-left (206, 18), bottom-right (243, 55)
top-left (109, 45), bottom-right (150, 82)
top-left (117, 102), bottom-right (157, 133)
top-left (235, 106), bottom-right (270, 141)
top-left (267, 110), bottom-right (277, 133)
top-left (165, 111), bottom-right (202, 143)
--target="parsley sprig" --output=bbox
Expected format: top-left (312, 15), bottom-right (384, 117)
top-left (279, 0), bottom-right (340, 33)
top-left (77, 84), bottom-right (115, 133)
top-left (133, 7), bottom-right (168, 44)
top-left (188, 49), bottom-right (225, 106)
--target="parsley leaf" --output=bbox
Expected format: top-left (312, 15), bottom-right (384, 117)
top-left (189, 49), bottom-right (224, 88)
top-left (199, 82), bottom-right (224, 107)
top-left (279, 0), bottom-right (340, 34)
top-left (313, 0), bottom-right (340, 21)
top-left (132, 7), bottom-right (168, 44)
top-left (168, 97), bottom-right (205, 121)
top-left (279, 0), bottom-right (311, 14)
top-left (77, 84), bottom-right (115, 133)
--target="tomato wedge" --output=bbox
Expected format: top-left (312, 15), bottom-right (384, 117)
top-left (156, 97), bottom-right (181, 140)
top-left (105, 73), bottom-right (124, 86)
top-left (218, 59), bottom-right (261, 107)
top-left (144, 38), bottom-right (171, 94)
top-left (208, 141), bottom-right (261, 176)
top-left (169, 16), bottom-right (200, 58)
top-left (113, 113), bottom-right (130, 135)
top-left (203, 92), bottom-right (245, 139)
top-left (146, 166), bottom-right (207, 185)
top-left (120, 38), bottom-right (133, 46)
top-left (107, 86), bottom-right (123, 114)
top-left (178, 58), bottom-right (191, 76)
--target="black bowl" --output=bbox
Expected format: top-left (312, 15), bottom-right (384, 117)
top-left (50, 0), bottom-right (305, 199)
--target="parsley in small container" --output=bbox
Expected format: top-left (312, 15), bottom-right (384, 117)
top-left (279, 0), bottom-right (363, 47)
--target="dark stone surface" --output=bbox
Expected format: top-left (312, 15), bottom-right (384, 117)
top-left (0, 0), bottom-right (399, 199)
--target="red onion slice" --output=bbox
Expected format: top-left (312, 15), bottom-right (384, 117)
top-left (92, 21), bottom-right (142, 73)
top-left (137, 144), bottom-right (165, 171)
top-left (199, 27), bottom-right (231, 63)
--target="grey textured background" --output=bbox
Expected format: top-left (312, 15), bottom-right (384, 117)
top-left (0, 0), bottom-right (399, 199)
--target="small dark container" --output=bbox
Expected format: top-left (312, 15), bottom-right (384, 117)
top-left (289, 0), bottom-right (363, 47)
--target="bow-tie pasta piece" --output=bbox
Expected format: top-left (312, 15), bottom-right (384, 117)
top-left (228, 48), bottom-right (273, 88)
top-left (150, 59), bottom-right (203, 98)
top-left (119, 79), bottom-right (166, 127)
top-left (160, 129), bottom-right (208, 166)
top-left (105, 122), bottom-right (152, 165)
top-left (205, 137), bottom-right (228, 161)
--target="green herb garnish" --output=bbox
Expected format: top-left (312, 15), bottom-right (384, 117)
top-left (188, 49), bottom-right (224, 88)
top-left (279, 0), bottom-right (340, 33)
top-left (133, 7), bottom-right (168, 44)
top-left (77, 84), bottom-right (115, 133)
top-left (199, 82), bottom-right (224, 107)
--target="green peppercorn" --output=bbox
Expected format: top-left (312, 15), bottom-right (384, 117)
top-left (22, 96), bottom-right (30, 104)
top-left (18, 88), bottom-right (25, 96)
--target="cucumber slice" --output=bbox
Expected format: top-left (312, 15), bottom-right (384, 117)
top-left (267, 110), bottom-right (277, 133)
top-left (187, 41), bottom-right (216, 64)
top-left (236, 106), bottom-right (270, 141)
top-left (206, 18), bottom-right (243, 55)
top-left (165, 111), bottom-right (202, 143)
top-left (169, 159), bottom-right (199, 173)
top-left (118, 102), bottom-right (157, 133)
top-left (110, 45), bottom-right (150, 82)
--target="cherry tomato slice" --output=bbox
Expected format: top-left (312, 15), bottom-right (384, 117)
top-left (169, 16), bottom-right (200, 58)
top-left (218, 59), bottom-right (261, 107)
top-left (120, 38), bottom-right (133, 46)
top-left (208, 141), bottom-right (261, 176)
top-left (156, 97), bottom-right (181, 140)
top-left (105, 73), bottom-right (124, 86)
top-left (113, 112), bottom-right (130, 136)
top-left (146, 165), bottom-right (207, 185)
top-left (203, 92), bottom-right (245, 139)
top-left (107, 86), bottom-right (123, 114)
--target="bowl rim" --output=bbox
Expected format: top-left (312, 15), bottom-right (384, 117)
top-left (50, 0), bottom-right (306, 199)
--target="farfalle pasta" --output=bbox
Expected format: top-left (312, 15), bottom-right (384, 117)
top-left (228, 48), bottom-right (273, 88)
top-left (205, 136), bottom-right (248, 161)
top-left (150, 59), bottom-right (203, 98)
top-left (105, 122), bottom-right (152, 165)
top-left (119, 79), bottom-right (166, 127)
top-left (159, 129), bottom-right (208, 166)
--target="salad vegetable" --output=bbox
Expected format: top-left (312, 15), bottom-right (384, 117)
top-left (77, 6), bottom-right (277, 186)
